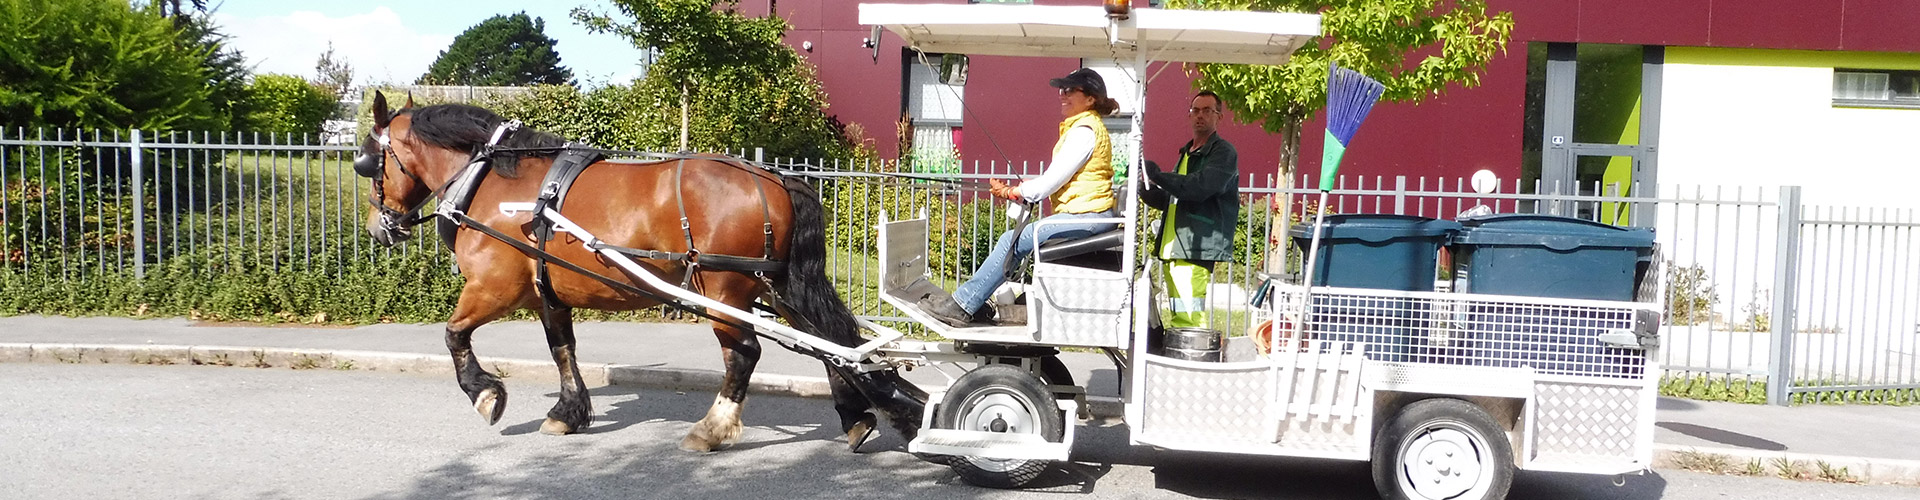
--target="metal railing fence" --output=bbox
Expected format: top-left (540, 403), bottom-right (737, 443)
top-left (4, 128), bottom-right (1915, 404)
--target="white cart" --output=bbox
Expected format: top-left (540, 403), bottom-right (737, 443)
top-left (856, 4), bottom-right (1664, 499)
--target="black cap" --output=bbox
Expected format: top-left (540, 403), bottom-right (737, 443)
top-left (1049, 68), bottom-right (1107, 98)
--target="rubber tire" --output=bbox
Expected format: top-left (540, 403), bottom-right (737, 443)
top-left (1038, 355), bottom-right (1074, 387)
top-left (936, 364), bottom-right (1064, 489)
top-left (1371, 398), bottom-right (1515, 500)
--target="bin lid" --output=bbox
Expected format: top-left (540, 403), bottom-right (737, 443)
top-left (1288, 214), bottom-right (1462, 243)
top-left (1454, 214), bottom-right (1654, 251)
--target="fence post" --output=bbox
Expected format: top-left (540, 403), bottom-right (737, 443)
top-left (1766, 185), bottom-right (1803, 406)
top-left (130, 128), bottom-right (146, 279)
top-left (754, 147), bottom-right (763, 164)
top-left (1394, 175), bottom-right (1407, 215)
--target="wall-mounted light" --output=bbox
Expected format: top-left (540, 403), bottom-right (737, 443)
top-left (1105, 0), bottom-right (1131, 21)
top-left (802, 40), bottom-right (814, 52)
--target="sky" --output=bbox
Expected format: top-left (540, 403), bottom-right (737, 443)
top-left (211, 0), bottom-right (650, 89)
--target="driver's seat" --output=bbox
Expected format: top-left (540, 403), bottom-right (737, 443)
top-left (1034, 227), bottom-right (1126, 272)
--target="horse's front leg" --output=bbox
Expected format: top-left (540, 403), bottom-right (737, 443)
top-left (681, 286), bottom-right (761, 452)
top-left (447, 283), bottom-right (521, 426)
top-left (538, 304), bottom-right (592, 435)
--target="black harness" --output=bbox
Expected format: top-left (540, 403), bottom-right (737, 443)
top-left (356, 122), bottom-right (787, 319)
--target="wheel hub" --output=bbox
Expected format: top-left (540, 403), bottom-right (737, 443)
top-left (1402, 428), bottom-right (1484, 499)
top-left (959, 392), bottom-right (1040, 473)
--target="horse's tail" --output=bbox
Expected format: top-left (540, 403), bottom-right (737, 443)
top-left (777, 176), bottom-right (860, 348)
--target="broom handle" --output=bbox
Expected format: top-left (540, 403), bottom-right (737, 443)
top-left (1288, 190), bottom-right (1332, 349)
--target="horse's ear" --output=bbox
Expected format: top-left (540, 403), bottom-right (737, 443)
top-left (371, 91), bottom-right (391, 131)
top-left (405, 92), bottom-right (416, 109)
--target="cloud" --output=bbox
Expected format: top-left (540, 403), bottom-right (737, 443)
top-left (217, 7), bottom-right (453, 87)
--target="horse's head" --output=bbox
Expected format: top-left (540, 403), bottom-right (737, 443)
top-left (354, 91), bottom-right (432, 246)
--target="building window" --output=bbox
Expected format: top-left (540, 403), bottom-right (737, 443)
top-left (1833, 69), bottom-right (1920, 109)
top-left (905, 54), bottom-right (964, 174)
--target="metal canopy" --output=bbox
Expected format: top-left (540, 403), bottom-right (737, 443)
top-left (859, 3), bottom-right (1321, 66)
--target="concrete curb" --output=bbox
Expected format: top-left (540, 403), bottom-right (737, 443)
top-left (7, 342), bottom-right (1915, 486)
top-left (1652, 444), bottom-right (1920, 486)
top-left (0, 342), bottom-right (835, 400)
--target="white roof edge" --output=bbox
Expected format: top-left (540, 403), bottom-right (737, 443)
top-left (859, 3), bottom-right (1321, 65)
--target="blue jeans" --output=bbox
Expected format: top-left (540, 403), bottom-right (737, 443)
top-left (953, 211), bottom-right (1117, 314)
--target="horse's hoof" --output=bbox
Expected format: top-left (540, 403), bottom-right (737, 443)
top-left (474, 387), bottom-right (507, 425)
top-left (540, 417), bottom-right (577, 436)
top-left (846, 414), bottom-right (878, 452)
top-left (678, 434), bottom-right (715, 453)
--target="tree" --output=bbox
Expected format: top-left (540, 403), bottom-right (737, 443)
top-left (314, 42), bottom-right (355, 102)
top-left (170, 7), bottom-right (253, 131)
top-left (243, 74), bottom-right (336, 136)
top-left (0, 0), bottom-right (220, 130)
top-left (418, 13), bottom-right (574, 86)
top-left (1166, 0), bottom-right (1513, 182)
top-left (572, 0), bottom-right (867, 160)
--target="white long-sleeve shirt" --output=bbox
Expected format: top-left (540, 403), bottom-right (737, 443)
top-left (1017, 125), bottom-right (1096, 203)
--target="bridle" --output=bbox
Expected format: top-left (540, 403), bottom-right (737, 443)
top-left (354, 130), bottom-right (437, 236)
top-left (355, 120), bottom-right (522, 238)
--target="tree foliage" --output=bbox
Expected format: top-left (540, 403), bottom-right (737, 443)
top-left (243, 74), bottom-right (336, 136)
top-left (571, 0), bottom-right (870, 161)
top-left (166, 4), bottom-right (252, 131)
top-left (419, 13), bottom-right (574, 86)
top-left (573, 0), bottom-right (792, 88)
top-left (314, 42), bottom-right (355, 102)
top-left (1166, 0), bottom-right (1513, 174)
top-left (0, 0), bottom-right (222, 130)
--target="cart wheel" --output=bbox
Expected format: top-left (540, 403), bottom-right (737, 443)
top-left (1371, 398), bottom-right (1514, 500)
top-left (1039, 355), bottom-right (1074, 387)
top-left (936, 364), bottom-right (1064, 489)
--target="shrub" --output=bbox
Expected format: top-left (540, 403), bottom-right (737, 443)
top-left (1665, 263), bottom-right (1718, 326)
top-left (241, 74), bottom-right (337, 136)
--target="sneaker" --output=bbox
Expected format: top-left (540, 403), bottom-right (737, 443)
top-left (916, 296), bottom-right (975, 328)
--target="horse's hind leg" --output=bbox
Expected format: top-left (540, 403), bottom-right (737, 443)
top-left (827, 368), bottom-right (879, 450)
top-left (681, 280), bottom-right (761, 452)
top-left (537, 305), bottom-right (592, 435)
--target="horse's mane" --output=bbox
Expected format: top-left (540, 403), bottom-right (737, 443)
top-left (401, 104), bottom-right (568, 178)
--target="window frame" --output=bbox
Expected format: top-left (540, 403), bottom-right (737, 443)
top-left (1832, 68), bottom-right (1920, 110)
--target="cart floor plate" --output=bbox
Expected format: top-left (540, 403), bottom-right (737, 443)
top-left (908, 429), bottom-right (1072, 461)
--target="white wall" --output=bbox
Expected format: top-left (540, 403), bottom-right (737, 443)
top-left (1653, 49), bottom-right (1920, 362)
top-left (1659, 48), bottom-right (1920, 208)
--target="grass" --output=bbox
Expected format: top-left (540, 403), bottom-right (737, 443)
top-left (1659, 374), bottom-right (1920, 406)
top-left (1814, 460), bottom-right (1858, 483)
top-left (1671, 450), bottom-right (1858, 484)
top-left (1670, 449), bottom-right (1735, 474)
top-left (1771, 456), bottom-right (1806, 480)
top-left (1660, 375), bottom-right (1768, 404)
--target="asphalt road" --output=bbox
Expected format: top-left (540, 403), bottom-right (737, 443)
top-left (2, 364), bottom-right (1913, 500)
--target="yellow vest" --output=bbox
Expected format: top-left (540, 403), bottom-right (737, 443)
top-left (1050, 111), bottom-right (1115, 214)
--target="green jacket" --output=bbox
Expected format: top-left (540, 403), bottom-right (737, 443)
top-left (1142, 132), bottom-right (1239, 262)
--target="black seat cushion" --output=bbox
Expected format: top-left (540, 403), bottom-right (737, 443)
top-left (1037, 227), bottom-right (1127, 262)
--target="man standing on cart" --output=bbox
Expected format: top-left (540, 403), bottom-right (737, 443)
top-left (1141, 90), bottom-right (1240, 329)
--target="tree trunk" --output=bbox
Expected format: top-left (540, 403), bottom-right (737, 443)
top-left (1265, 120), bottom-right (1303, 274)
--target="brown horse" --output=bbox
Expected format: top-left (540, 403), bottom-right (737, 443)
top-left (352, 92), bottom-right (919, 451)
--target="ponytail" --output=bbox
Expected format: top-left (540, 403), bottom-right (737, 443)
top-left (1093, 97), bottom-right (1121, 116)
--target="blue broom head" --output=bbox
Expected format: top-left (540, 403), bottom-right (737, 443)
top-left (1325, 62), bottom-right (1385, 146)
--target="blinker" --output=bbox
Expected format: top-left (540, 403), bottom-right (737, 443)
top-left (353, 153), bottom-right (381, 178)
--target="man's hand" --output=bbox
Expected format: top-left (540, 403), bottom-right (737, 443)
top-left (989, 179), bottom-right (1022, 202)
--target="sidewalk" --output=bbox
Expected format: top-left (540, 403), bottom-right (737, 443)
top-left (3, 315), bottom-right (1917, 483)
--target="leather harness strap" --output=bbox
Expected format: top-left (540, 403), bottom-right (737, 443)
top-left (506, 148), bottom-right (786, 311)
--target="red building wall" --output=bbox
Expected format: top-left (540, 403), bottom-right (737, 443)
top-left (747, 0), bottom-right (1920, 185)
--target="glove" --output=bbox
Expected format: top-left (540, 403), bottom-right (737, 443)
top-left (988, 179), bottom-right (1023, 202)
